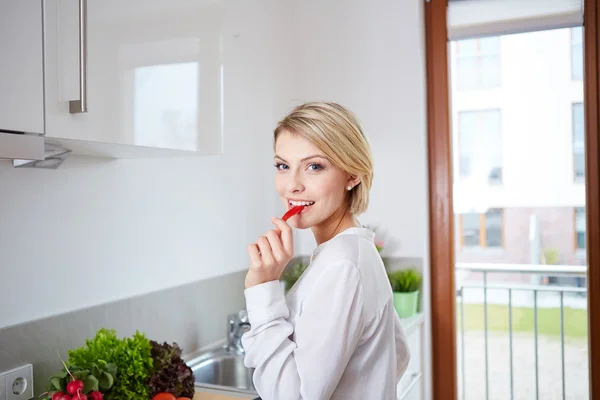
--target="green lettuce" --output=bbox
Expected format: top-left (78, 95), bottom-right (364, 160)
top-left (67, 328), bottom-right (154, 400)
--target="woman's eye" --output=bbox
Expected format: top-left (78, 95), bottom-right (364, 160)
top-left (308, 163), bottom-right (324, 171)
top-left (274, 163), bottom-right (289, 170)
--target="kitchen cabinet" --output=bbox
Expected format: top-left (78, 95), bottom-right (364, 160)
top-left (43, 0), bottom-right (224, 156)
top-left (0, 0), bottom-right (46, 161)
top-left (0, 0), bottom-right (44, 136)
top-left (397, 313), bottom-right (425, 400)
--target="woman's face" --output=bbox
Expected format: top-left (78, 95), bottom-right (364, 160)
top-left (274, 130), bottom-right (354, 229)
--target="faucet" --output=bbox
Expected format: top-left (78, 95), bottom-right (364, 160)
top-left (226, 309), bottom-right (251, 354)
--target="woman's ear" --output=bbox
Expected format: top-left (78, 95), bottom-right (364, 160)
top-left (346, 175), bottom-right (361, 191)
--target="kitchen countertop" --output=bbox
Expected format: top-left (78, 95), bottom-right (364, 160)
top-left (400, 312), bottom-right (424, 336)
top-left (193, 386), bottom-right (256, 399)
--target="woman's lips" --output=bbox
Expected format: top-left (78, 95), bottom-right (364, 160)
top-left (287, 200), bottom-right (315, 216)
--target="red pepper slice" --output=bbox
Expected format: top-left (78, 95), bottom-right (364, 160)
top-left (282, 205), bottom-right (304, 221)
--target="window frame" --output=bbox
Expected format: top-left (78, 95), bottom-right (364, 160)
top-left (456, 108), bottom-right (504, 185)
top-left (571, 26), bottom-right (584, 81)
top-left (459, 208), bottom-right (505, 249)
top-left (575, 206), bottom-right (587, 250)
top-left (455, 36), bottom-right (502, 90)
top-left (573, 101), bottom-right (585, 182)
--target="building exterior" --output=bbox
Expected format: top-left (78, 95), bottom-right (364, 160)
top-left (449, 27), bottom-right (586, 267)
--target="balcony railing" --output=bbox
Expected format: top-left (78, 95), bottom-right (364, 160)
top-left (455, 262), bottom-right (588, 400)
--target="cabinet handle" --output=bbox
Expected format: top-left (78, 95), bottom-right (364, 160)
top-left (69, 0), bottom-right (87, 114)
top-left (400, 372), bottom-right (422, 399)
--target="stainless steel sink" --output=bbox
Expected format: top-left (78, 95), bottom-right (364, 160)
top-left (188, 345), bottom-right (258, 396)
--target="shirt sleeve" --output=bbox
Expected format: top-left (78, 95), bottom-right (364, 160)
top-left (241, 259), bottom-right (364, 400)
top-left (394, 312), bottom-right (411, 381)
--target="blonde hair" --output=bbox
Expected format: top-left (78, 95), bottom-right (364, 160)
top-left (274, 102), bottom-right (374, 215)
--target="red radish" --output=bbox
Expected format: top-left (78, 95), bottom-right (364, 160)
top-left (67, 381), bottom-right (84, 395)
top-left (72, 393), bottom-right (87, 400)
top-left (89, 392), bottom-right (103, 400)
top-left (52, 393), bottom-right (66, 400)
top-left (58, 395), bottom-right (72, 400)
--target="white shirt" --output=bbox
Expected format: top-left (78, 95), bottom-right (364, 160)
top-left (242, 227), bottom-right (411, 400)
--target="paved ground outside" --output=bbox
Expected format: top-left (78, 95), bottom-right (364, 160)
top-left (457, 331), bottom-right (589, 400)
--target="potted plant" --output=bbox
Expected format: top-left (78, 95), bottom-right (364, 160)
top-left (280, 262), bottom-right (309, 292)
top-left (388, 268), bottom-right (422, 318)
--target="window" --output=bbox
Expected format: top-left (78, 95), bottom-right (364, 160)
top-left (573, 102), bottom-right (585, 180)
top-left (571, 27), bottom-right (583, 80)
top-left (575, 207), bottom-right (586, 250)
top-left (460, 208), bottom-right (504, 248)
top-left (458, 109), bottom-right (502, 184)
top-left (455, 36), bottom-right (501, 90)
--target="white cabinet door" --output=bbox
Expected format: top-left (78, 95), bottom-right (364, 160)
top-left (400, 373), bottom-right (422, 400)
top-left (398, 322), bottom-right (423, 400)
top-left (0, 0), bottom-right (44, 134)
top-left (43, 0), bottom-right (223, 153)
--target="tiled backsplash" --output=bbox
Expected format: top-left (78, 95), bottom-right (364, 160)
top-left (0, 270), bottom-right (247, 396)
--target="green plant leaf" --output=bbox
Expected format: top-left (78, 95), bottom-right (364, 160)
top-left (50, 377), bottom-right (63, 391)
top-left (91, 364), bottom-right (102, 378)
top-left (71, 370), bottom-right (90, 380)
top-left (104, 363), bottom-right (117, 377)
top-left (388, 268), bottom-right (422, 292)
top-left (83, 374), bottom-right (99, 392)
top-left (52, 370), bottom-right (68, 380)
top-left (98, 371), bottom-right (114, 390)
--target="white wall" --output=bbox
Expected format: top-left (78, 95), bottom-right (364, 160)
top-left (0, 0), bottom-right (291, 330)
top-left (287, 1), bottom-right (431, 398)
top-left (289, 0), bottom-right (430, 261)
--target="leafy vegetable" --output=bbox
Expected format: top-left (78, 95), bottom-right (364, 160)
top-left (41, 362), bottom-right (115, 399)
top-left (280, 262), bottom-right (308, 292)
top-left (388, 268), bottom-right (422, 293)
top-left (67, 328), bottom-right (154, 400)
top-left (148, 340), bottom-right (195, 398)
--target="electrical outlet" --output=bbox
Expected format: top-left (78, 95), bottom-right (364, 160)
top-left (2, 365), bottom-right (33, 400)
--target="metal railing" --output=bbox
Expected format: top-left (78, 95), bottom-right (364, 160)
top-left (455, 262), bottom-right (588, 400)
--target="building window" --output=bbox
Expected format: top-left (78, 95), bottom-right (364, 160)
top-left (458, 109), bottom-right (502, 184)
top-left (460, 208), bottom-right (504, 248)
top-left (575, 207), bottom-right (586, 250)
top-left (456, 36), bottom-right (501, 90)
top-left (571, 27), bottom-right (583, 80)
top-left (573, 102), bottom-right (585, 180)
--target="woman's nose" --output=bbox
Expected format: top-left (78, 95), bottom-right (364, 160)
top-left (287, 172), bottom-right (305, 193)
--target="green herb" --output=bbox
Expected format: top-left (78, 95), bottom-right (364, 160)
top-left (388, 268), bottom-right (422, 293)
top-left (280, 262), bottom-right (309, 291)
top-left (67, 328), bottom-right (154, 400)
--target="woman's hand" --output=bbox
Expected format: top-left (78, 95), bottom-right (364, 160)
top-left (245, 217), bottom-right (294, 289)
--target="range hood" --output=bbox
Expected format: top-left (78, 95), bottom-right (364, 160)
top-left (0, 131), bottom-right (71, 169)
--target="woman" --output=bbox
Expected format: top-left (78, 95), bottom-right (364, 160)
top-left (242, 102), bottom-right (410, 400)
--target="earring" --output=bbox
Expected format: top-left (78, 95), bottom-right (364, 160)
top-left (347, 186), bottom-right (352, 191)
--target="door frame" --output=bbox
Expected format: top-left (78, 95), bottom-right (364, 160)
top-left (424, 0), bottom-right (600, 399)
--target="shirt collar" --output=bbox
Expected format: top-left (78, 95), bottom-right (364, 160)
top-left (311, 226), bottom-right (376, 258)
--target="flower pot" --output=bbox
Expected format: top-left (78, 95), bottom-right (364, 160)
top-left (393, 290), bottom-right (419, 318)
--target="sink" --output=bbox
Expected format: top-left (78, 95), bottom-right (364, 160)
top-left (188, 346), bottom-right (258, 396)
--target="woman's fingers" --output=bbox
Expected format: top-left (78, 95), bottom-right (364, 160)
top-left (256, 236), bottom-right (274, 264)
top-left (245, 220), bottom-right (295, 289)
top-left (247, 243), bottom-right (261, 266)
top-left (265, 229), bottom-right (285, 261)
top-left (271, 218), bottom-right (294, 254)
